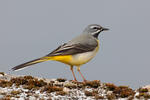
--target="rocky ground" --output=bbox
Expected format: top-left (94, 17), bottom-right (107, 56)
top-left (0, 72), bottom-right (150, 100)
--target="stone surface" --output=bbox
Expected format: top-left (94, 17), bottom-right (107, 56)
top-left (0, 72), bottom-right (149, 100)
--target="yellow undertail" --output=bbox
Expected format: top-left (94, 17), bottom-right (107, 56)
top-left (43, 55), bottom-right (73, 64)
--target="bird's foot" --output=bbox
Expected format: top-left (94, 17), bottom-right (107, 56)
top-left (83, 79), bottom-right (88, 82)
top-left (71, 79), bottom-right (78, 82)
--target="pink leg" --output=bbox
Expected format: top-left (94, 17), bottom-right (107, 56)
top-left (70, 66), bottom-right (77, 82)
top-left (77, 66), bottom-right (87, 82)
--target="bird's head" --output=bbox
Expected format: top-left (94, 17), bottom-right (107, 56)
top-left (84, 24), bottom-right (109, 38)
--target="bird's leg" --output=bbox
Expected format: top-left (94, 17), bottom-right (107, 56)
top-left (70, 66), bottom-right (77, 82)
top-left (77, 66), bottom-right (87, 82)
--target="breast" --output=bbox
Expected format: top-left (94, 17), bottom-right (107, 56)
top-left (70, 43), bottom-right (99, 66)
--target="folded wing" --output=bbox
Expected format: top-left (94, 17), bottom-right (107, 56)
top-left (46, 43), bottom-right (97, 57)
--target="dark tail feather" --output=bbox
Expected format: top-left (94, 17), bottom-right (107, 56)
top-left (11, 57), bottom-right (47, 71)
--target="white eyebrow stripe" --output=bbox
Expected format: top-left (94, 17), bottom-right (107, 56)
top-left (90, 25), bottom-right (98, 29)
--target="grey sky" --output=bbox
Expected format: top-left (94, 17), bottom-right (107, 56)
top-left (0, 0), bottom-right (150, 89)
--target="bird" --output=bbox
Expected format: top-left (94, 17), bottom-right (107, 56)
top-left (12, 24), bottom-right (109, 82)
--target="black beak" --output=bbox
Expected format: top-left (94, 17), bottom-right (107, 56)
top-left (102, 27), bottom-right (109, 31)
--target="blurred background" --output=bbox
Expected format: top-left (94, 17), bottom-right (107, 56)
top-left (0, 0), bottom-right (150, 89)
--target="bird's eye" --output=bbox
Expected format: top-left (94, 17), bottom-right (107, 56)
top-left (92, 27), bottom-right (99, 30)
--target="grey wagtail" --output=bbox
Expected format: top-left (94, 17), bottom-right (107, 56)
top-left (12, 24), bottom-right (109, 82)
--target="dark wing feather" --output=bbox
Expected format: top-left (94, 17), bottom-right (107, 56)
top-left (46, 43), bottom-right (97, 57)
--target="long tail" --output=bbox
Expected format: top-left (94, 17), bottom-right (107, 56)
top-left (11, 57), bottom-right (50, 71)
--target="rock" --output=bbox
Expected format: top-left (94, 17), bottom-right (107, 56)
top-left (63, 87), bottom-right (70, 93)
top-left (0, 73), bottom-right (150, 99)
top-left (142, 85), bottom-right (150, 92)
